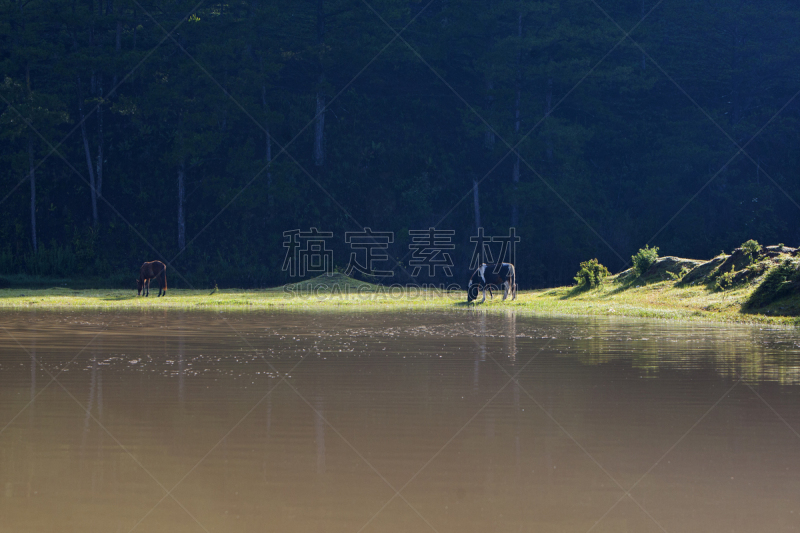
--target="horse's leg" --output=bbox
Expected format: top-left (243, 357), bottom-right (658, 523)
top-left (503, 281), bottom-right (508, 301)
top-left (161, 269), bottom-right (167, 296)
top-left (157, 272), bottom-right (163, 297)
top-left (145, 278), bottom-right (150, 297)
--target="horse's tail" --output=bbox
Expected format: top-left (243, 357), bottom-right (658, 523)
top-left (509, 264), bottom-right (516, 299)
top-left (162, 263), bottom-right (167, 292)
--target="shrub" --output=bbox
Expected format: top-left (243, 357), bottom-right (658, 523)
top-left (667, 266), bottom-right (690, 281)
top-left (746, 259), bottom-right (800, 308)
top-left (22, 245), bottom-right (78, 277)
top-left (740, 239), bottom-right (762, 263)
top-left (574, 258), bottom-right (611, 289)
top-left (631, 245), bottom-right (659, 277)
top-left (0, 247), bottom-right (14, 275)
top-left (714, 266), bottom-right (736, 291)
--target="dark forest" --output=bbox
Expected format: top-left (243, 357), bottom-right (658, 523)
top-left (2, 0), bottom-right (799, 289)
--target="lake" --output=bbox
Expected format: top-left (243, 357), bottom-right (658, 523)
top-left (1, 310), bottom-right (799, 532)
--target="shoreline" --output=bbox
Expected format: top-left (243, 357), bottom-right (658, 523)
top-left (0, 279), bottom-right (796, 326)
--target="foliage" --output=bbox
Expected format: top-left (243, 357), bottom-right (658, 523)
top-left (22, 245), bottom-right (78, 277)
top-left (632, 246), bottom-right (660, 277)
top-left (746, 259), bottom-right (800, 308)
top-left (714, 266), bottom-right (737, 291)
top-left (0, 247), bottom-right (14, 275)
top-left (574, 259), bottom-right (611, 289)
top-left (741, 239), bottom-right (762, 263)
top-left (667, 266), bottom-right (690, 281)
top-left (0, 0), bottom-right (799, 288)
top-left (2, 274), bottom-right (796, 324)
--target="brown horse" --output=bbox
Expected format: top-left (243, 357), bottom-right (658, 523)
top-left (137, 261), bottom-right (167, 297)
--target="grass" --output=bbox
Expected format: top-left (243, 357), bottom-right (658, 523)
top-left (1, 271), bottom-right (797, 326)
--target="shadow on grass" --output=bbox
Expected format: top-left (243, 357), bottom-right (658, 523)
top-left (601, 279), bottom-right (641, 297)
top-left (559, 279), bottom-right (637, 300)
top-left (101, 294), bottom-right (137, 301)
top-left (739, 293), bottom-right (800, 320)
top-left (559, 286), bottom-right (587, 299)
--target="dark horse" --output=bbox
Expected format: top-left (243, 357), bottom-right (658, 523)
top-left (137, 261), bottom-right (167, 297)
top-left (467, 262), bottom-right (517, 303)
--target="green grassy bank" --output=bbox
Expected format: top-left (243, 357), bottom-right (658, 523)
top-left (1, 260), bottom-right (798, 325)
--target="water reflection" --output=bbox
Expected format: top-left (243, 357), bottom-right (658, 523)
top-left (178, 333), bottom-right (185, 405)
top-left (0, 310), bottom-right (798, 533)
top-left (315, 396), bottom-right (326, 475)
top-left (505, 310), bottom-right (517, 363)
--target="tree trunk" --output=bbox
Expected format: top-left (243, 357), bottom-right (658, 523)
top-left (473, 179), bottom-right (481, 231)
top-left (28, 133), bottom-right (37, 253)
top-left (511, 10), bottom-right (522, 228)
top-left (730, 24), bottom-right (741, 128)
top-left (178, 160), bottom-right (186, 250)
top-left (113, 7), bottom-right (121, 87)
top-left (640, 0), bottom-right (646, 70)
top-left (77, 76), bottom-right (99, 227)
top-left (313, 0), bottom-right (325, 167)
top-left (484, 79), bottom-right (495, 150)
top-left (96, 73), bottom-right (104, 199)
top-left (545, 77), bottom-right (553, 162)
top-left (313, 89), bottom-right (325, 166)
top-left (266, 128), bottom-right (273, 207)
top-left (484, 0), bottom-right (495, 151)
top-left (262, 84), bottom-right (274, 208)
top-left (25, 60), bottom-right (37, 252)
top-left (511, 157), bottom-right (520, 227)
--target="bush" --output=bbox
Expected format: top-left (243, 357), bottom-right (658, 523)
top-left (631, 245), bottom-right (659, 277)
top-left (740, 239), bottom-right (762, 263)
top-left (746, 259), bottom-right (800, 308)
top-left (714, 265), bottom-right (736, 291)
top-left (574, 258), bottom-right (611, 289)
top-left (22, 245), bottom-right (77, 277)
top-left (667, 266), bottom-right (690, 281)
top-left (0, 247), bottom-right (14, 275)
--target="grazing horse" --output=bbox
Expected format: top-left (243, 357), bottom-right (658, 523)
top-left (467, 263), bottom-right (517, 303)
top-left (137, 261), bottom-right (167, 297)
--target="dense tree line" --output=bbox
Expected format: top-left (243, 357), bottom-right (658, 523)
top-left (1, 0), bottom-right (799, 288)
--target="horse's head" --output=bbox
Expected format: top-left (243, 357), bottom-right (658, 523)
top-left (467, 282), bottom-right (480, 302)
top-left (136, 278), bottom-right (143, 296)
top-left (467, 264), bottom-right (488, 303)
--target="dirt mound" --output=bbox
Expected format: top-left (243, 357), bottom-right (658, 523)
top-left (745, 257), bottom-right (800, 313)
top-left (640, 256), bottom-right (706, 281)
top-left (713, 248), bottom-right (758, 277)
top-left (282, 273), bottom-right (379, 292)
top-left (763, 244), bottom-right (798, 257)
top-left (697, 245), bottom-right (798, 289)
top-left (681, 255), bottom-right (728, 284)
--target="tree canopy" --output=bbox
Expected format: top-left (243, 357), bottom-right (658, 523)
top-left (1, 0), bottom-right (799, 288)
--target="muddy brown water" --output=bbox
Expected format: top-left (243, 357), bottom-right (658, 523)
top-left (1, 310), bottom-right (799, 533)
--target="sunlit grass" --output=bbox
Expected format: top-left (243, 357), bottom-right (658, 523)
top-left (0, 273), bottom-right (797, 325)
